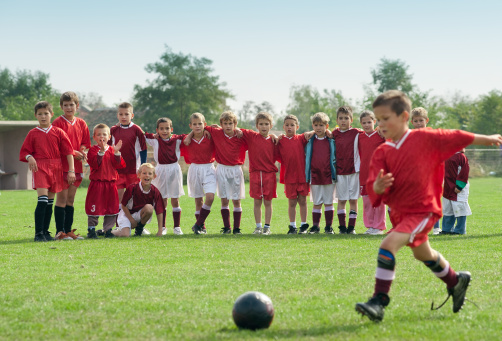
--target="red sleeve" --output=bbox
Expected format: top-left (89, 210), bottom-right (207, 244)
top-left (81, 122), bottom-right (91, 149)
top-left (145, 133), bottom-right (156, 139)
top-left (240, 129), bottom-right (258, 141)
top-left (19, 133), bottom-right (34, 162)
top-left (457, 154), bottom-right (469, 183)
top-left (434, 129), bottom-right (475, 162)
top-left (86, 147), bottom-right (100, 169)
top-left (137, 127), bottom-right (147, 151)
top-left (299, 133), bottom-right (308, 147)
top-left (154, 189), bottom-right (166, 215)
top-left (366, 147), bottom-right (389, 207)
top-left (59, 130), bottom-right (75, 156)
top-left (121, 184), bottom-right (134, 206)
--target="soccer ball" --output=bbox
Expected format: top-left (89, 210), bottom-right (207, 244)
top-left (232, 291), bottom-right (274, 330)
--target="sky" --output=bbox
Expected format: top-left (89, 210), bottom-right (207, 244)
top-left (1, 0), bottom-right (501, 115)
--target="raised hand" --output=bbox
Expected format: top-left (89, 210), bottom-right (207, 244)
top-left (114, 140), bottom-right (123, 153)
top-left (373, 169), bottom-right (394, 194)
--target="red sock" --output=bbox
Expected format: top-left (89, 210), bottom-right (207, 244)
top-left (221, 209), bottom-right (230, 228)
top-left (312, 212), bottom-right (321, 226)
top-left (162, 210), bottom-right (167, 227)
top-left (348, 210), bottom-right (357, 227)
top-left (441, 266), bottom-right (459, 289)
top-left (337, 212), bottom-right (346, 227)
top-left (374, 278), bottom-right (393, 296)
top-left (233, 210), bottom-right (242, 229)
top-left (196, 208), bottom-right (211, 226)
top-left (325, 210), bottom-right (334, 226)
top-left (173, 210), bottom-right (181, 227)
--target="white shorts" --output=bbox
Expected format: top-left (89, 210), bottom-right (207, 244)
top-left (216, 164), bottom-right (245, 200)
top-left (187, 163), bottom-right (217, 198)
top-left (117, 207), bottom-right (153, 234)
top-left (152, 163), bottom-right (185, 199)
top-left (335, 173), bottom-right (360, 200)
top-left (310, 184), bottom-right (337, 205)
top-left (443, 198), bottom-right (472, 217)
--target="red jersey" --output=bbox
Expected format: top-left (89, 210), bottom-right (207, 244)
top-left (145, 133), bottom-right (186, 165)
top-left (367, 129), bottom-right (474, 216)
top-left (277, 134), bottom-right (307, 184)
top-left (19, 126), bottom-right (74, 162)
top-left (109, 122), bottom-right (147, 174)
top-left (181, 136), bottom-right (215, 164)
top-left (310, 136), bottom-right (332, 185)
top-left (443, 152), bottom-right (470, 201)
top-left (87, 145), bottom-right (126, 181)
top-left (122, 182), bottom-right (165, 215)
top-left (52, 115), bottom-right (91, 173)
top-left (241, 129), bottom-right (278, 173)
top-left (332, 128), bottom-right (362, 175)
top-left (204, 126), bottom-right (247, 166)
top-left (358, 130), bottom-right (385, 186)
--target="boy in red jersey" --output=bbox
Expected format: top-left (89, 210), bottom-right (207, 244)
top-left (358, 110), bottom-right (386, 235)
top-left (277, 115), bottom-right (309, 234)
top-left (239, 112), bottom-right (278, 235)
top-left (53, 91), bottom-right (91, 240)
top-left (109, 102), bottom-right (147, 209)
top-left (305, 112), bottom-right (337, 234)
top-left (85, 124), bottom-right (126, 238)
top-left (441, 149), bottom-right (471, 235)
top-left (182, 113), bottom-right (216, 235)
top-left (355, 90), bottom-right (502, 322)
top-left (332, 106), bottom-right (363, 234)
top-left (145, 117), bottom-right (186, 235)
top-left (19, 101), bottom-right (75, 242)
top-left (204, 111), bottom-right (247, 234)
top-left (114, 163), bottom-right (165, 237)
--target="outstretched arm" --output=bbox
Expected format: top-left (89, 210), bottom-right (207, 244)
top-left (472, 134), bottom-right (502, 146)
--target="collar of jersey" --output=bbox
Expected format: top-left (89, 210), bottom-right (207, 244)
top-left (315, 135), bottom-right (327, 140)
top-left (138, 182), bottom-right (151, 194)
top-left (61, 115), bottom-right (76, 125)
top-left (365, 130), bottom-right (378, 137)
top-left (385, 129), bottom-right (411, 150)
top-left (192, 136), bottom-right (205, 144)
top-left (224, 132), bottom-right (235, 139)
top-left (36, 125), bottom-right (53, 134)
top-left (120, 122), bottom-right (134, 128)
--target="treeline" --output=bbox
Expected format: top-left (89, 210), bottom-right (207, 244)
top-left (1, 48), bottom-right (501, 136)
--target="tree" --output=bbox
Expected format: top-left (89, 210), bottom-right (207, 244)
top-left (0, 67), bottom-right (61, 120)
top-left (471, 90), bottom-right (502, 135)
top-left (79, 92), bottom-right (106, 110)
top-left (133, 46), bottom-right (232, 132)
top-left (371, 58), bottom-right (414, 93)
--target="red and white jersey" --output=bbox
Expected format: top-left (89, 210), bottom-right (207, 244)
top-left (145, 133), bottom-right (186, 165)
top-left (87, 145), bottom-right (126, 181)
top-left (443, 152), bottom-right (470, 202)
top-left (358, 130), bottom-right (385, 186)
top-left (19, 125), bottom-right (74, 162)
top-left (122, 182), bottom-right (165, 215)
top-left (332, 127), bottom-right (362, 175)
top-left (53, 115), bottom-right (91, 173)
top-left (311, 136), bottom-right (332, 185)
top-left (367, 128), bottom-right (474, 216)
top-left (277, 134), bottom-right (307, 184)
top-left (181, 136), bottom-right (215, 164)
top-left (109, 122), bottom-right (147, 174)
top-left (241, 129), bottom-right (278, 173)
top-left (204, 126), bottom-right (247, 166)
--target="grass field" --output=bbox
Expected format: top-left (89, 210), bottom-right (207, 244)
top-left (1, 178), bottom-right (501, 340)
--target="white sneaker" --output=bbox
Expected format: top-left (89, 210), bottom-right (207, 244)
top-left (253, 227), bottom-right (263, 234)
top-left (161, 227), bottom-right (167, 235)
top-left (433, 227), bottom-right (441, 235)
top-left (368, 228), bottom-right (384, 235)
top-left (173, 227), bottom-right (183, 235)
top-left (263, 227), bottom-right (271, 235)
top-left (142, 228), bottom-right (151, 235)
top-left (364, 228), bottom-right (373, 234)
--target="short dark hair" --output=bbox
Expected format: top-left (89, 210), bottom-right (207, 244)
top-left (372, 90), bottom-right (411, 116)
top-left (156, 117), bottom-right (172, 128)
top-left (359, 110), bottom-right (376, 122)
top-left (34, 101), bottom-right (53, 114)
top-left (118, 102), bottom-right (133, 111)
top-left (337, 106), bottom-right (353, 119)
top-left (59, 91), bottom-right (79, 106)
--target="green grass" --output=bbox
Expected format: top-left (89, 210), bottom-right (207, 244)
top-left (1, 178), bottom-right (502, 340)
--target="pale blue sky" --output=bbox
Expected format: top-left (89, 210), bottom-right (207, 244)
top-left (1, 0), bottom-right (501, 114)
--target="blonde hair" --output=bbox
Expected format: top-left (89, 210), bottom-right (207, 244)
top-left (190, 112), bottom-right (206, 123)
top-left (283, 114), bottom-right (299, 125)
top-left (411, 107), bottom-right (428, 119)
top-left (93, 123), bottom-right (110, 136)
top-left (311, 112), bottom-right (330, 125)
top-left (360, 110), bottom-right (376, 122)
top-left (255, 111), bottom-right (273, 125)
top-left (137, 163), bottom-right (156, 175)
top-left (219, 111), bottom-right (238, 125)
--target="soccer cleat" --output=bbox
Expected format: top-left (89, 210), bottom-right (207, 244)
top-left (34, 233), bottom-right (46, 242)
top-left (450, 271), bottom-right (471, 313)
top-left (263, 227), bottom-right (271, 235)
top-left (67, 229), bottom-right (84, 240)
top-left (55, 231), bottom-right (73, 240)
top-left (104, 229), bottom-right (115, 238)
top-left (87, 229), bottom-right (98, 239)
top-left (433, 227), bottom-right (441, 235)
top-left (96, 229), bottom-right (105, 237)
top-left (43, 231), bottom-right (54, 241)
top-left (298, 223), bottom-right (309, 234)
top-left (324, 226), bottom-right (334, 234)
top-left (134, 226), bottom-right (144, 237)
top-left (201, 227), bottom-right (207, 234)
top-left (173, 227), bottom-right (183, 235)
top-left (287, 225), bottom-right (298, 234)
top-left (347, 226), bottom-right (356, 234)
top-left (308, 225), bottom-right (320, 234)
top-left (221, 227), bottom-right (232, 234)
top-left (233, 228), bottom-right (242, 235)
top-left (338, 225), bottom-right (347, 234)
top-left (253, 227), bottom-right (263, 234)
top-left (355, 293), bottom-right (390, 322)
top-left (142, 228), bottom-right (151, 235)
top-left (192, 224), bottom-right (203, 235)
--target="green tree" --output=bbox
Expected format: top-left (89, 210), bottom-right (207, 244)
top-left (471, 90), bottom-right (502, 135)
top-left (371, 57), bottom-right (414, 93)
top-left (0, 67), bottom-right (61, 120)
top-left (133, 46), bottom-right (232, 132)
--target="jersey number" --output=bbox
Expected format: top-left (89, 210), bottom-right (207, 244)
top-left (91, 205), bottom-right (95, 212)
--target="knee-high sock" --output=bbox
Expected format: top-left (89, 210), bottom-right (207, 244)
top-left (423, 253), bottom-right (458, 289)
top-left (64, 205), bottom-right (74, 233)
top-left (196, 205), bottom-right (211, 226)
top-left (43, 198), bottom-right (53, 232)
top-left (324, 206), bottom-right (334, 226)
top-left (35, 196), bottom-right (48, 235)
top-left (337, 209), bottom-right (346, 227)
top-left (172, 207), bottom-right (181, 228)
top-left (54, 206), bottom-right (66, 233)
top-left (221, 207), bottom-right (230, 228)
top-left (348, 210), bottom-right (357, 227)
top-left (233, 207), bottom-right (242, 229)
top-left (374, 248), bottom-right (395, 296)
top-left (312, 208), bottom-right (321, 226)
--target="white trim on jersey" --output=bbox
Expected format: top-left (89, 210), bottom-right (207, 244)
top-left (36, 125), bottom-right (53, 134)
top-left (60, 115), bottom-right (76, 126)
top-left (353, 132), bottom-right (360, 172)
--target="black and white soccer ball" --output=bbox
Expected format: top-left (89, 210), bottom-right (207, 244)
top-left (232, 291), bottom-right (274, 330)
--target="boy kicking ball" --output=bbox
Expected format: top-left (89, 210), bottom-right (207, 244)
top-left (355, 90), bottom-right (502, 322)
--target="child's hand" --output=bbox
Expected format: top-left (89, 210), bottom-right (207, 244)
top-left (235, 129), bottom-right (243, 138)
top-left (74, 150), bottom-right (84, 160)
top-left (304, 131), bottom-right (314, 140)
top-left (114, 140), bottom-right (123, 153)
top-left (203, 130), bottom-right (211, 139)
top-left (183, 132), bottom-right (193, 146)
top-left (28, 157), bottom-right (38, 172)
top-left (97, 138), bottom-right (107, 152)
top-left (373, 169), bottom-right (394, 194)
top-left (454, 188), bottom-right (462, 193)
top-left (278, 133), bottom-right (285, 140)
top-left (325, 130), bottom-right (333, 139)
top-left (488, 134), bottom-right (502, 146)
top-left (210, 124), bottom-right (221, 129)
top-left (67, 171), bottom-right (76, 185)
top-left (129, 219), bottom-right (138, 229)
top-left (269, 134), bottom-right (279, 145)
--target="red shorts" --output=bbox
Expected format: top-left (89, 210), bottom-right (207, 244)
top-left (62, 172), bottom-right (83, 189)
top-left (116, 173), bottom-right (139, 189)
top-left (284, 183), bottom-right (310, 199)
top-left (389, 210), bottom-right (440, 248)
top-left (32, 159), bottom-right (63, 193)
top-left (85, 181), bottom-right (120, 216)
top-left (360, 184), bottom-right (368, 196)
top-left (249, 171), bottom-right (277, 201)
